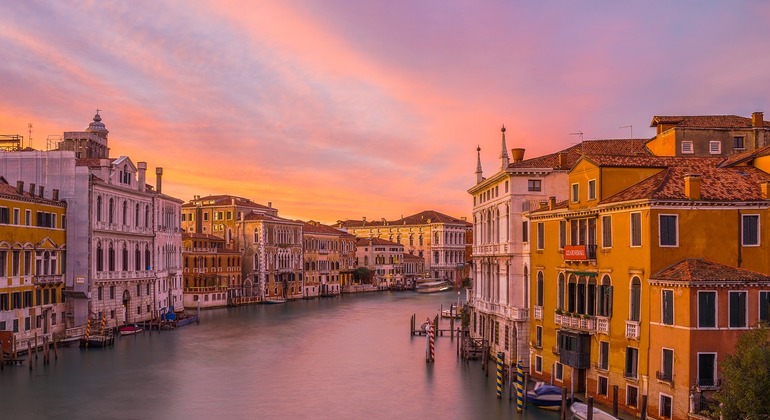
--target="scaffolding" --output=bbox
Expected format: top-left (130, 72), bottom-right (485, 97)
top-left (0, 134), bottom-right (22, 151)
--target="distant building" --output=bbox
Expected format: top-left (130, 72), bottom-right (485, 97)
top-left (298, 220), bottom-right (356, 298)
top-left (0, 178), bottom-right (66, 345)
top-left (402, 253), bottom-right (425, 289)
top-left (337, 210), bottom-right (471, 282)
top-left (355, 237), bottom-right (404, 289)
top-left (182, 233), bottom-right (241, 309)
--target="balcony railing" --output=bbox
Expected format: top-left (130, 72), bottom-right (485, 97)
top-left (625, 320), bottom-right (640, 340)
top-left (596, 316), bottom-right (610, 334)
top-left (472, 300), bottom-right (527, 321)
top-left (33, 274), bottom-right (64, 285)
top-left (698, 378), bottom-right (721, 390)
top-left (534, 306), bottom-right (543, 320)
top-left (656, 370), bottom-right (673, 383)
top-left (555, 311), bottom-right (597, 332)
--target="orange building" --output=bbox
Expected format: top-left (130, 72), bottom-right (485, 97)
top-left (182, 233), bottom-right (241, 309)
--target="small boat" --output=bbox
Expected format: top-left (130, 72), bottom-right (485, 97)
top-left (441, 304), bottom-right (462, 319)
top-left (570, 401), bottom-right (619, 420)
top-left (264, 298), bottom-right (287, 304)
top-left (527, 383), bottom-right (565, 410)
top-left (416, 281), bottom-right (451, 293)
top-left (119, 324), bottom-right (143, 336)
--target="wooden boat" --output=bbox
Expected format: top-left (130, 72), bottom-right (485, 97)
top-left (118, 324), bottom-right (143, 336)
top-left (416, 281), bottom-right (451, 293)
top-left (570, 402), bottom-right (618, 420)
top-left (441, 304), bottom-right (462, 319)
top-left (264, 298), bottom-right (287, 304)
top-left (527, 383), bottom-right (565, 410)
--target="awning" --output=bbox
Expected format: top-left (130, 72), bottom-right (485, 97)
top-left (62, 290), bottom-right (89, 299)
top-left (566, 270), bottom-right (598, 277)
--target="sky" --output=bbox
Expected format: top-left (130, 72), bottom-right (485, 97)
top-left (1, 1), bottom-right (769, 224)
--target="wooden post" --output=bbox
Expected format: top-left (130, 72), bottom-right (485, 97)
top-left (1, 341), bottom-right (4, 370)
top-left (523, 372), bottom-right (529, 409)
top-left (560, 387), bottom-right (567, 420)
top-left (53, 335), bottom-right (58, 360)
top-left (12, 335), bottom-right (17, 359)
top-left (613, 385), bottom-right (619, 417)
top-left (450, 317), bottom-right (454, 339)
top-left (28, 340), bottom-right (32, 371)
top-left (587, 396), bottom-right (594, 420)
top-left (434, 315), bottom-right (439, 336)
top-left (34, 332), bottom-right (38, 360)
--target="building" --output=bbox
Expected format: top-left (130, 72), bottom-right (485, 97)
top-left (0, 112), bottom-right (184, 330)
top-left (182, 233), bottom-right (241, 309)
top-left (0, 179), bottom-right (66, 345)
top-left (355, 237), bottom-right (404, 289)
top-left (298, 220), bottom-right (356, 298)
top-left (402, 253), bottom-right (425, 289)
top-left (337, 210), bottom-right (471, 283)
top-left (526, 150), bottom-right (770, 419)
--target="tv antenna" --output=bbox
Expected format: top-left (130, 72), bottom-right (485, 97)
top-left (619, 125), bottom-right (633, 138)
top-left (28, 123), bottom-right (33, 149)
top-left (569, 131), bottom-right (583, 142)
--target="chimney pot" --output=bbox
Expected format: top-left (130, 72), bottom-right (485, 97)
top-left (29, 183), bottom-right (35, 195)
top-left (268, 202), bottom-right (272, 208)
top-left (155, 167), bottom-right (163, 194)
top-left (684, 174), bottom-right (702, 200)
top-left (38, 185), bottom-right (44, 198)
top-left (753, 112), bottom-right (764, 128)
top-left (52, 189), bottom-right (59, 201)
top-left (548, 196), bottom-right (556, 210)
top-left (558, 153), bottom-right (567, 170)
top-left (137, 162), bottom-right (147, 192)
top-left (511, 148), bottom-right (526, 163)
top-left (16, 180), bottom-right (23, 195)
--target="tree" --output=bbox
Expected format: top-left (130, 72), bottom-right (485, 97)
top-left (353, 267), bottom-right (374, 284)
top-left (713, 326), bottom-right (770, 419)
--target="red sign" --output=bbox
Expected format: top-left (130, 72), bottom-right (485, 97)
top-left (564, 245), bottom-right (587, 260)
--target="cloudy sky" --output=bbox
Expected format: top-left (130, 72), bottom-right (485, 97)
top-left (1, 1), bottom-right (769, 223)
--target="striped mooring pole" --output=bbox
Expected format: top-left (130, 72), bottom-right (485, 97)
top-left (495, 352), bottom-right (504, 398)
top-left (100, 314), bottom-right (106, 336)
top-left (85, 318), bottom-right (91, 348)
top-left (425, 318), bottom-right (435, 363)
top-left (516, 360), bottom-right (524, 412)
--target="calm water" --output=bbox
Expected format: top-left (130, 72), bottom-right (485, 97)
top-left (1, 291), bottom-right (558, 420)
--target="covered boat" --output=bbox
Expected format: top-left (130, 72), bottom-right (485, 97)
top-left (527, 383), bottom-right (565, 410)
top-left (570, 401), bottom-right (619, 420)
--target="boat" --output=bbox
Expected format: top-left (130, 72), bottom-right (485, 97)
top-left (570, 401), bottom-right (619, 420)
top-left (527, 383), bottom-right (565, 410)
top-left (264, 298), bottom-right (287, 304)
top-left (441, 304), bottom-right (462, 319)
top-left (118, 324), bottom-right (143, 336)
top-left (416, 280), bottom-right (451, 293)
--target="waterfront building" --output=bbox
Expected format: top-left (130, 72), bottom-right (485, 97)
top-left (181, 233), bottom-right (241, 309)
top-left (467, 125), bottom-right (649, 367)
top-left (337, 210), bottom-right (470, 282)
top-left (0, 178), bottom-right (66, 345)
top-left (526, 151), bottom-right (770, 419)
top-left (298, 220), bottom-right (356, 298)
top-left (355, 237), bottom-right (404, 289)
top-left (0, 113), bottom-right (184, 330)
top-left (402, 253), bottom-right (425, 289)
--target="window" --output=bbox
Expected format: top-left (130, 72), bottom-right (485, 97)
top-left (559, 220), bottom-right (566, 249)
top-left (625, 347), bottom-right (638, 379)
top-left (536, 223), bottom-right (544, 250)
top-left (13, 208), bottom-right (19, 225)
top-left (535, 355), bottom-right (542, 373)
top-left (535, 325), bottom-right (542, 348)
top-left (698, 353), bottom-right (717, 387)
top-left (659, 215), bottom-right (678, 246)
top-left (536, 272), bottom-right (544, 306)
top-left (599, 341), bottom-right (609, 370)
top-left (709, 141), bottom-right (721, 154)
top-left (555, 363), bottom-right (563, 381)
top-left (630, 277), bottom-right (641, 322)
top-left (760, 291), bottom-right (770, 325)
top-left (601, 216), bottom-right (612, 248)
top-left (522, 221), bottom-right (528, 243)
top-left (528, 179), bottom-right (541, 192)
top-left (742, 214), bottom-right (760, 246)
top-left (96, 196), bottom-right (102, 222)
top-left (659, 394), bottom-right (672, 418)
top-left (25, 209), bottom-right (31, 226)
top-left (0, 207), bottom-right (8, 224)
top-left (681, 141), bottom-right (694, 154)
top-left (729, 291), bottom-right (747, 328)
top-left (660, 348), bottom-right (673, 381)
top-left (557, 273), bottom-right (565, 311)
top-left (630, 213), bottom-right (642, 247)
top-left (734, 136), bottom-right (745, 150)
top-left (571, 183), bottom-right (579, 202)
top-left (662, 289), bottom-right (674, 325)
top-left (588, 179), bottom-right (596, 200)
top-left (597, 376), bottom-right (608, 396)
top-left (698, 291), bottom-right (717, 328)
top-left (598, 275), bottom-right (613, 317)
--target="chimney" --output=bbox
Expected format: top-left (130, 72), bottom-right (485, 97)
top-left (52, 189), bottom-right (59, 201)
top-left (558, 152), bottom-right (567, 170)
top-left (362, 216), bottom-right (366, 222)
top-left (268, 202), bottom-right (272, 208)
top-left (155, 167), bottom-right (163, 194)
top-left (137, 162), bottom-right (147, 192)
top-left (231, 197), bottom-right (236, 205)
top-left (548, 196), bottom-right (556, 210)
top-left (684, 174), bottom-right (701, 200)
top-left (29, 183), bottom-right (35, 195)
top-left (16, 180), bottom-right (23, 195)
top-left (753, 112), bottom-right (764, 128)
top-left (193, 195), bottom-right (200, 201)
top-left (511, 148), bottom-right (525, 163)
top-left (38, 185), bottom-right (44, 198)
top-left (762, 181), bottom-right (770, 199)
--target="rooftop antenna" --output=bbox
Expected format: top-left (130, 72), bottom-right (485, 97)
top-left (28, 123), bottom-right (33, 149)
top-left (619, 125), bottom-right (633, 138)
top-left (569, 131), bottom-right (583, 143)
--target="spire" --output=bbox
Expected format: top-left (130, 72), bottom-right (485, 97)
top-left (500, 125), bottom-right (509, 169)
top-left (476, 145), bottom-right (483, 184)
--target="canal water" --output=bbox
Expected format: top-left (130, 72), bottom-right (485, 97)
top-left (1, 291), bottom-right (558, 420)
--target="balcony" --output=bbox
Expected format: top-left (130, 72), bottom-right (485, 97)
top-left (563, 244), bottom-right (597, 262)
top-left (697, 378), bottom-right (721, 390)
top-left (625, 320), bottom-right (640, 340)
top-left (33, 274), bottom-right (64, 285)
top-left (472, 300), bottom-right (527, 321)
top-left (555, 311), bottom-right (597, 333)
top-left (595, 316), bottom-right (610, 334)
top-left (656, 370), bottom-right (673, 384)
top-left (534, 306), bottom-right (543, 320)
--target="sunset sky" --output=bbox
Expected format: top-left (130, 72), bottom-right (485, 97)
top-left (2, 1), bottom-right (769, 223)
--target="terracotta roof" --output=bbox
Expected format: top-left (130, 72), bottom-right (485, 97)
top-left (650, 258), bottom-right (770, 283)
top-left (355, 237), bottom-right (403, 247)
top-left (403, 253), bottom-right (424, 262)
top-left (242, 212), bottom-right (298, 224)
top-left (650, 115), bottom-right (770, 129)
top-left (76, 158), bottom-right (113, 167)
top-left (182, 232), bottom-right (223, 241)
top-left (298, 220), bottom-right (345, 235)
top-left (0, 179), bottom-right (64, 205)
top-left (339, 210), bottom-right (471, 227)
top-left (508, 139), bottom-right (650, 170)
top-left (181, 195), bottom-right (273, 211)
top-left (718, 145), bottom-right (770, 168)
top-left (529, 199), bottom-right (569, 214)
top-left (601, 159), bottom-right (770, 204)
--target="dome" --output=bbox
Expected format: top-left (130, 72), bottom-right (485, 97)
top-left (86, 111), bottom-right (109, 137)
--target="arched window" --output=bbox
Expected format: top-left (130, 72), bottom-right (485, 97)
top-left (96, 196), bottom-right (102, 222)
top-left (557, 273), bottom-right (565, 310)
top-left (108, 243), bottom-right (115, 271)
top-left (122, 244), bottom-right (128, 271)
top-left (144, 205), bottom-right (149, 228)
top-left (96, 243), bottom-right (103, 272)
top-left (587, 276), bottom-right (597, 316)
top-left (433, 251), bottom-right (439, 264)
top-left (122, 201), bottom-right (128, 226)
top-left (630, 276), bottom-right (641, 321)
top-left (254, 228), bottom-right (258, 242)
top-left (567, 274), bottom-right (578, 313)
top-left (145, 246), bottom-right (151, 270)
top-left (108, 198), bottom-right (114, 224)
top-left (43, 251), bottom-right (51, 275)
top-left (536, 271), bottom-right (544, 307)
top-left (135, 204), bottom-right (140, 227)
top-left (599, 275), bottom-right (613, 317)
top-left (135, 245), bottom-right (141, 271)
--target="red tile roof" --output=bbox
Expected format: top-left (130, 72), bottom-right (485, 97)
top-left (355, 237), bottom-right (403, 247)
top-left (650, 258), bottom-right (770, 283)
top-left (718, 144), bottom-right (770, 168)
top-left (339, 210), bottom-right (470, 227)
top-left (298, 220), bottom-right (346, 235)
top-left (650, 115), bottom-right (770, 129)
top-left (181, 194), bottom-right (273, 211)
top-left (508, 139), bottom-right (650, 170)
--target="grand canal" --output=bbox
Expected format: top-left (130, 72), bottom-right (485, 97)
top-left (1, 291), bottom-right (558, 420)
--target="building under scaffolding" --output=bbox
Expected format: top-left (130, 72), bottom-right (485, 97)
top-left (0, 134), bottom-right (22, 151)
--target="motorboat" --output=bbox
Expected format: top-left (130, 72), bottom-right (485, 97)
top-left (118, 324), bottom-right (143, 336)
top-left (527, 383), bottom-right (565, 410)
top-left (416, 281), bottom-right (451, 293)
top-left (570, 401), bottom-right (619, 420)
top-left (264, 298), bottom-right (287, 304)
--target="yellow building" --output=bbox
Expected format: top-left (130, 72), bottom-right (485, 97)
top-left (528, 153), bottom-right (770, 419)
top-left (0, 179), bottom-right (66, 347)
top-left (181, 233), bottom-right (241, 309)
